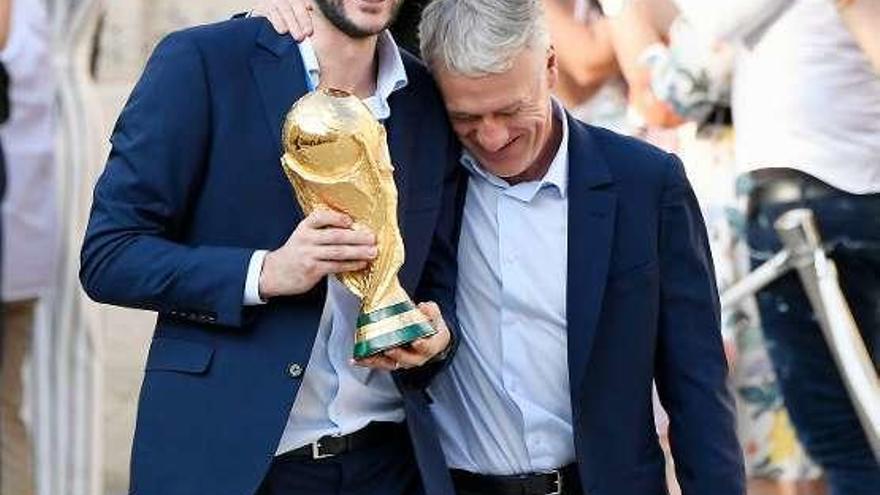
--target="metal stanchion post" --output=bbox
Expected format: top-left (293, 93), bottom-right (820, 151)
top-left (774, 209), bottom-right (880, 462)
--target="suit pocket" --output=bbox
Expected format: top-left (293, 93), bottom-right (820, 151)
top-left (145, 337), bottom-right (214, 375)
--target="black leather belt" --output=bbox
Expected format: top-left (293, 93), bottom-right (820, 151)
top-left (280, 421), bottom-right (407, 461)
top-left (747, 168), bottom-right (840, 207)
top-left (451, 464), bottom-right (580, 495)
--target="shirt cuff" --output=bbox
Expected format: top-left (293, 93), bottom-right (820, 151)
top-left (243, 250), bottom-right (269, 306)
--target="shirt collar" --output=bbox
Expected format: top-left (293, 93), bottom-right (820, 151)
top-left (296, 31), bottom-right (408, 120)
top-left (543, 100), bottom-right (570, 197)
top-left (461, 99), bottom-right (570, 200)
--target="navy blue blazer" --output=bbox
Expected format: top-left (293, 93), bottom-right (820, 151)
top-left (80, 19), bottom-right (460, 495)
top-left (562, 115), bottom-right (745, 495)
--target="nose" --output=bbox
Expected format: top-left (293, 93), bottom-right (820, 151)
top-left (474, 118), bottom-right (510, 153)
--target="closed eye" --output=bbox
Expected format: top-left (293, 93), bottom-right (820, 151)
top-left (450, 113), bottom-right (480, 123)
top-left (498, 106), bottom-right (521, 117)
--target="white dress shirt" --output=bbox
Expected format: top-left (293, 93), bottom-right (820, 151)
top-left (429, 102), bottom-right (576, 475)
top-left (0, 0), bottom-right (59, 302)
top-left (240, 32), bottom-right (411, 455)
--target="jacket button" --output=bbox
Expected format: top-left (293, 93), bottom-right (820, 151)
top-left (287, 363), bottom-right (304, 378)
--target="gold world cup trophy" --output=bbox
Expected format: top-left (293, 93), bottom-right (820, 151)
top-left (281, 88), bottom-right (437, 359)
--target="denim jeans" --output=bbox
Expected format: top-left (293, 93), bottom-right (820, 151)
top-left (747, 184), bottom-right (880, 495)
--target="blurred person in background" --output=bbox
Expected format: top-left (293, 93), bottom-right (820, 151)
top-left (0, 0), bottom-right (8, 277)
top-left (0, 0), bottom-right (8, 47)
top-left (598, 0), bottom-right (682, 130)
top-left (0, 0), bottom-right (57, 493)
top-left (543, 0), bottom-right (627, 132)
top-left (543, 2), bottom-right (857, 493)
top-left (0, 0), bottom-right (8, 415)
top-left (545, 0), bottom-right (684, 150)
top-left (835, 0), bottom-right (880, 74)
top-left (562, 5), bottom-right (738, 493)
top-left (612, 3), bottom-right (827, 494)
top-left (664, 1), bottom-right (880, 494)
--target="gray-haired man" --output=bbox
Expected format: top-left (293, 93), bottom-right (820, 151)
top-left (253, 1), bottom-right (746, 494)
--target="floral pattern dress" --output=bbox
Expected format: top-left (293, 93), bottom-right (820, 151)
top-left (648, 17), bottom-right (821, 482)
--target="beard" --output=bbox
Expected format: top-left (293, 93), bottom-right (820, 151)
top-left (314, 0), bottom-right (404, 38)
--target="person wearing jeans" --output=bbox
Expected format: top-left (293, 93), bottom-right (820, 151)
top-left (746, 170), bottom-right (880, 494)
top-left (668, 0), bottom-right (880, 492)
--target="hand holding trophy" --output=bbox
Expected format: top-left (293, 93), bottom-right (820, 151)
top-left (281, 88), bottom-right (437, 360)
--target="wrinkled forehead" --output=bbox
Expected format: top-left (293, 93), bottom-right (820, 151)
top-left (434, 49), bottom-right (546, 117)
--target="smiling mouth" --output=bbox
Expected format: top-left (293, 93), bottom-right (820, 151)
top-left (352, 0), bottom-right (389, 14)
top-left (481, 136), bottom-right (521, 161)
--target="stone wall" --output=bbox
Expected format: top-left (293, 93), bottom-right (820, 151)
top-left (96, 0), bottom-right (247, 83)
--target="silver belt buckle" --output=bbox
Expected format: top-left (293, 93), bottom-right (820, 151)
top-left (550, 469), bottom-right (564, 495)
top-left (311, 438), bottom-right (335, 460)
top-left (542, 469), bottom-right (563, 495)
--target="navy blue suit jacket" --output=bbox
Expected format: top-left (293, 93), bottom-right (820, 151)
top-left (562, 115), bottom-right (745, 495)
top-left (81, 19), bottom-right (460, 495)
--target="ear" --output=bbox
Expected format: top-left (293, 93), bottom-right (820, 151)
top-left (546, 44), bottom-right (559, 91)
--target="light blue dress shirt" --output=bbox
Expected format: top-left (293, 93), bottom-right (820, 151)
top-left (239, 32), bottom-right (410, 455)
top-left (429, 103), bottom-right (576, 475)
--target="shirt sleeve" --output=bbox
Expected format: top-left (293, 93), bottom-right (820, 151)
top-left (244, 250), bottom-right (269, 306)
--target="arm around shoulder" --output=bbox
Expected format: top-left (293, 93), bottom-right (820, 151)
top-left (398, 131), bottom-right (465, 388)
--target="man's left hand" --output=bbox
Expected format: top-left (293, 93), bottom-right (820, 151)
top-left (354, 301), bottom-right (452, 371)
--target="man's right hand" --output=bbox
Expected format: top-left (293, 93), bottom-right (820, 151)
top-left (259, 209), bottom-right (377, 299)
top-left (252, 0), bottom-right (316, 42)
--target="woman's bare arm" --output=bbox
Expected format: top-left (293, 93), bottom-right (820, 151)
top-left (0, 0), bottom-right (11, 50)
top-left (836, 0), bottom-right (880, 74)
top-left (545, 0), bottom-right (619, 106)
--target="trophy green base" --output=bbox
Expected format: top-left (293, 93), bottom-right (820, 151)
top-left (353, 300), bottom-right (437, 359)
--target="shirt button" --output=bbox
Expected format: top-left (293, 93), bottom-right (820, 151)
top-left (287, 363), bottom-right (304, 379)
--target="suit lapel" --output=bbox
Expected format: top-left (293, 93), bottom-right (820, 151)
top-left (566, 115), bottom-right (617, 395)
top-left (250, 20), bottom-right (309, 155)
top-left (385, 87), bottom-right (419, 224)
top-left (250, 20), bottom-right (311, 219)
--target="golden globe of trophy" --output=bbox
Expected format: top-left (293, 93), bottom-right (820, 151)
top-left (281, 88), bottom-right (437, 359)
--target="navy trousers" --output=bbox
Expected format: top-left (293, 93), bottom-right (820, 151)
top-left (747, 171), bottom-right (880, 495)
top-left (256, 430), bottom-right (424, 495)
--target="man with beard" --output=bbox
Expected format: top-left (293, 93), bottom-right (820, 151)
top-left (258, 0), bottom-right (431, 55)
top-left (80, 1), bottom-right (461, 494)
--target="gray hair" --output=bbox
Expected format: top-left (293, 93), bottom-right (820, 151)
top-left (419, 0), bottom-right (551, 77)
